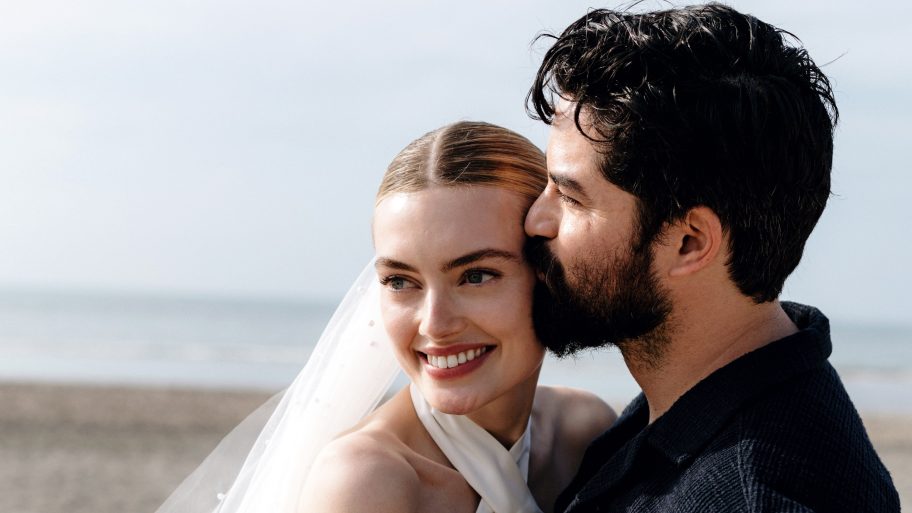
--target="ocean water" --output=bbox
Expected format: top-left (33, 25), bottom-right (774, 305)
top-left (0, 288), bottom-right (909, 413)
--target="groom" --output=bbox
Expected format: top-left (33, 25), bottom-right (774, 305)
top-left (524, 4), bottom-right (899, 512)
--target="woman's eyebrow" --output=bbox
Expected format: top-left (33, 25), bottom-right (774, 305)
top-left (375, 249), bottom-right (519, 274)
top-left (374, 258), bottom-right (417, 273)
top-left (442, 249), bottom-right (519, 273)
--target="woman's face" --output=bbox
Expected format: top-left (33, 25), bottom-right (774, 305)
top-left (373, 186), bottom-right (545, 415)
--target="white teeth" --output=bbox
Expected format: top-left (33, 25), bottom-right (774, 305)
top-left (425, 347), bottom-right (488, 369)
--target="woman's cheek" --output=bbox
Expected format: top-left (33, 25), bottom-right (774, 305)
top-left (381, 300), bottom-right (416, 353)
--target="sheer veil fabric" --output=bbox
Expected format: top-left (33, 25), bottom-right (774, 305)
top-left (155, 262), bottom-right (402, 513)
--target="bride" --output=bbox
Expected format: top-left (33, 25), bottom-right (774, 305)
top-left (156, 121), bottom-right (615, 513)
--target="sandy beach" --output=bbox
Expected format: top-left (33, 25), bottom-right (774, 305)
top-left (2, 383), bottom-right (908, 513)
top-left (1, 383), bottom-right (271, 513)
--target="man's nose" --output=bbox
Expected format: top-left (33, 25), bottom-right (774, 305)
top-left (525, 188), bottom-right (560, 239)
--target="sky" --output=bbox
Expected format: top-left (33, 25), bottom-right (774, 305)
top-left (0, 0), bottom-right (909, 325)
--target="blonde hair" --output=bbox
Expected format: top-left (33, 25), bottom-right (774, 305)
top-left (376, 121), bottom-right (547, 204)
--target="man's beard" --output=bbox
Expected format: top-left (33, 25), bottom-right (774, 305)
top-left (525, 236), bottom-right (673, 367)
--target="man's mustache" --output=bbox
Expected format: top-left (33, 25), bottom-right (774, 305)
top-left (524, 236), bottom-right (562, 289)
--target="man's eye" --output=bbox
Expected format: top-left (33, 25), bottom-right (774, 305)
top-left (557, 189), bottom-right (580, 206)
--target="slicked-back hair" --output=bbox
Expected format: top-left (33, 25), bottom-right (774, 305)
top-left (377, 121), bottom-right (547, 205)
top-left (527, 3), bottom-right (838, 303)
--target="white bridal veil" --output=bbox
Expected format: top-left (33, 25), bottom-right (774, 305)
top-left (155, 262), bottom-right (401, 513)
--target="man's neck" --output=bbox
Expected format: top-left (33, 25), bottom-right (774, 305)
top-left (624, 299), bottom-right (798, 424)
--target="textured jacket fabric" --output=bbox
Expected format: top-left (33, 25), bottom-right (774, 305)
top-left (556, 302), bottom-right (900, 513)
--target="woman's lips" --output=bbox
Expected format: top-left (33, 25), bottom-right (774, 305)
top-left (425, 346), bottom-right (487, 369)
top-left (419, 345), bottom-right (494, 379)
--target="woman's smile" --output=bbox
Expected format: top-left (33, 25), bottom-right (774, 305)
top-left (420, 345), bottom-right (494, 379)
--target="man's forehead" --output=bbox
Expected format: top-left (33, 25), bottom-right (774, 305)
top-left (548, 101), bottom-right (598, 158)
top-left (552, 98), bottom-right (598, 136)
top-left (552, 98), bottom-right (577, 125)
top-left (546, 101), bottom-right (611, 196)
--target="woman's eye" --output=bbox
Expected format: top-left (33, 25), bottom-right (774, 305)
top-left (380, 276), bottom-right (416, 291)
top-left (463, 270), bottom-right (496, 285)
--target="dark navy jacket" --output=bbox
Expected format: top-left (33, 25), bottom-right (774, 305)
top-left (557, 303), bottom-right (900, 512)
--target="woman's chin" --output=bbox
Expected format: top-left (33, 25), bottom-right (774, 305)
top-left (423, 389), bottom-right (483, 415)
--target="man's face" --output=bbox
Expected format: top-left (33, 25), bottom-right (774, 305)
top-left (524, 106), bottom-right (671, 360)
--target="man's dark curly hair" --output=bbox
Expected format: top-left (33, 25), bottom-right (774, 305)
top-left (527, 3), bottom-right (838, 303)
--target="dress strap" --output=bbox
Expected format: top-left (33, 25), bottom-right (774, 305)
top-left (409, 384), bottom-right (543, 513)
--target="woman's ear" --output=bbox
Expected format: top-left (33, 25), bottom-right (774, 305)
top-left (667, 206), bottom-right (724, 278)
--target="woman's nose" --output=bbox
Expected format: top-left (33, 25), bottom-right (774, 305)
top-left (524, 188), bottom-right (560, 239)
top-left (417, 290), bottom-right (467, 341)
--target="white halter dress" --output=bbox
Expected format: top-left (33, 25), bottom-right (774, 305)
top-left (409, 384), bottom-right (544, 513)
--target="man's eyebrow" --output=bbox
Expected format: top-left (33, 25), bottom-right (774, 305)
top-left (374, 258), bottom-right (418, 273)
top-left (442, 249), bottom-right (520, 273)
top-left (550, 172), bottom-right (590, 202)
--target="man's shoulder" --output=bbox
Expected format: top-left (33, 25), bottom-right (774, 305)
top-left (636, 368), bottom-right (900, 512)
top-left (702, 364), bottom-right (900, 511)
top-left (730, 362), bottom-right (872, 453)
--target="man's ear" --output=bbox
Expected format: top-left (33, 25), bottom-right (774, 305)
top-left (667, 206), bottom-right (724, 278)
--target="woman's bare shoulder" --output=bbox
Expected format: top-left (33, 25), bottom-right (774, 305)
top-left (526, 386), bottom-right (617, 504)
top-left (301, 428), bottom-right (420, 513)
top-left (535, 385), bottom-right (617, 443)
